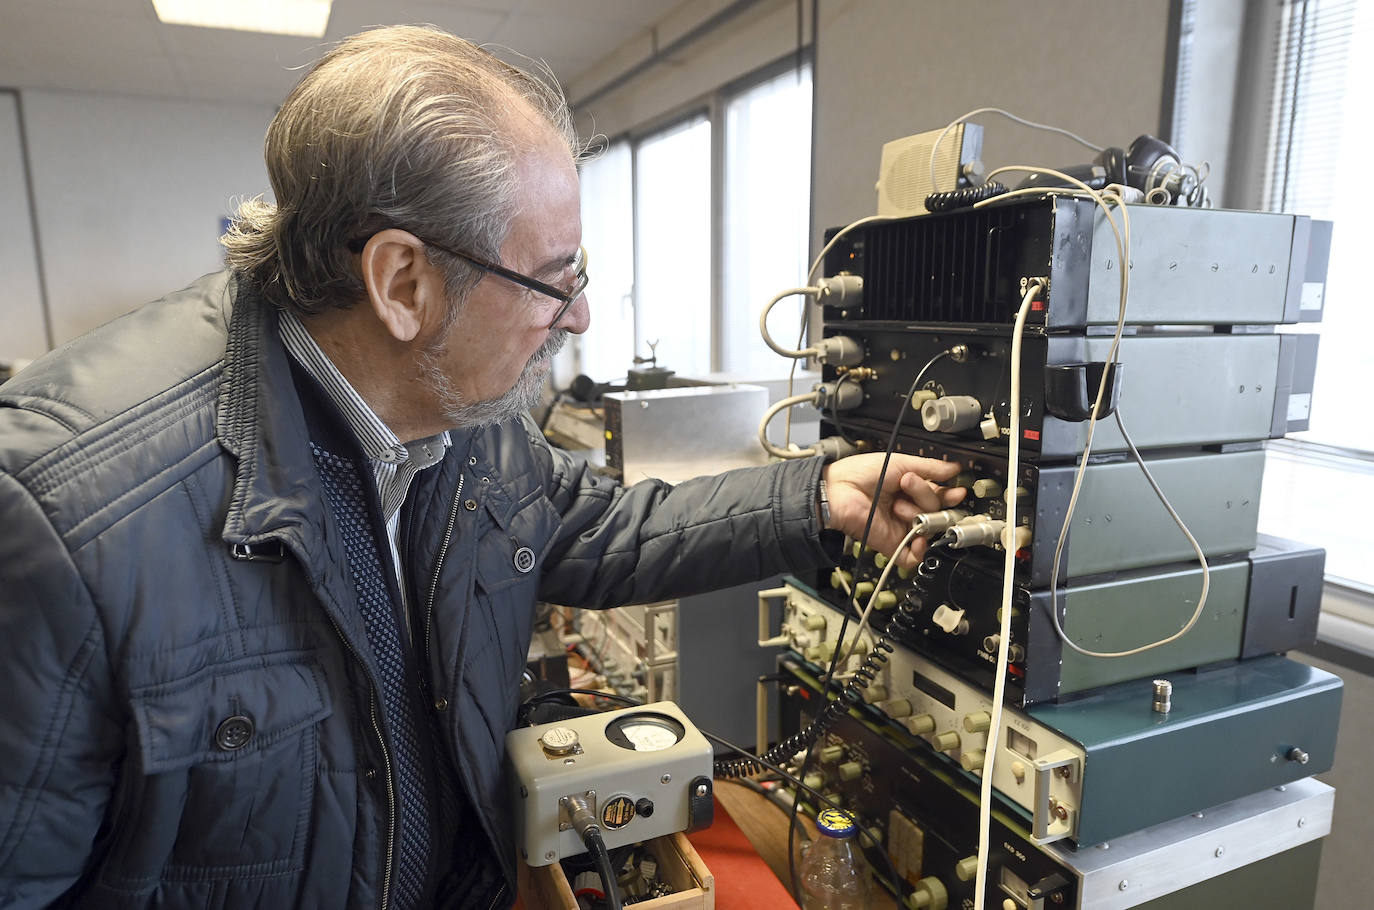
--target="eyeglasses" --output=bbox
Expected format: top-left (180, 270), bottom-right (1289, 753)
top-left (423, 239), bottom-right (588, 329)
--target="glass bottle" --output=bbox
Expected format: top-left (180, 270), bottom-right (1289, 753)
top-left (800, 808), bottom-right (872, 910)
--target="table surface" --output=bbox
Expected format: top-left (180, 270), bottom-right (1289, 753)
top-left (711, 782), bottom-right (898, 910)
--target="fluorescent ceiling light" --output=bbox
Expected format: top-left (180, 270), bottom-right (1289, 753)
top-left (151, 0), bottom-right (332, 38)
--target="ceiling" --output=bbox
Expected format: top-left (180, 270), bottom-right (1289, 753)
top-left (0, 0), bottom-right (684, 106)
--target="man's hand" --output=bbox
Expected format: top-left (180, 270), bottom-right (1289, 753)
top-left (822, 453), bottom-right (966, 567)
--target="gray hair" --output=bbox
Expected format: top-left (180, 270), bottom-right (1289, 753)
top-left (222, 25), bottom-right (578, 316)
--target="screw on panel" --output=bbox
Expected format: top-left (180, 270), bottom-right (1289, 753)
top-left (1118, 881), bottom-right (1129, 892)
top-left (661, 773), bottom-right (672, 784)
top-left (1215, 846), bottom-right (1225, 858)
top-left (545, 851), bottom-right (556, 861)
top-left (1298, 817), bottom-right (1307, 828)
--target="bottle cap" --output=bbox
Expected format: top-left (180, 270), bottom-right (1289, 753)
top-left (815, 808), bottom-right (858, 838)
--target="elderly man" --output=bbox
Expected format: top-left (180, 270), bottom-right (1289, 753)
top-left (0, 25), bottom-right (961, 910)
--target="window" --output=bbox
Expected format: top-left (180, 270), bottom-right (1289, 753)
top-left (569, 59), bottom-right (814, 385)
top-left (636, 116), bottom-right (713, 376)
top-left (1215, 0), bottom-right (1374, 593)
top-left (572, 141), bottom-right (634, 386)
top-left (722, 66), bottom-right (814, 378)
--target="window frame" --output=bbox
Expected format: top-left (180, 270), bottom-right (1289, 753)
top-left (577, 51), bottom-right (814, 380)
top-left (1183, 0), bottom-right (1374, 605)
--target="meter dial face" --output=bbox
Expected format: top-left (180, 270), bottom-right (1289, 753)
top-left (605, 712), bottom-right (686, 752)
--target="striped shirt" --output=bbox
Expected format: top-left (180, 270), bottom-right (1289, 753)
top-left (279, 311), bottom-right (450, 627)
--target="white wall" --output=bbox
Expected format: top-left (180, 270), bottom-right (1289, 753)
top-left (812, 0), bottom-right (1173, 235)
top-left (17, 89), bottom-right (273, 349)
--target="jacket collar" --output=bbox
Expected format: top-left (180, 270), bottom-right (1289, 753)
top-left (215, 277), bottom-right (333, 568)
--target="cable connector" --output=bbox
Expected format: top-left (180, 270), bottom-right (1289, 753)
top-left (813, 335), bottom-right (864, 367)
top-left (912, 508), bottom-right (969, 537)
top-left (559, 793), bottom-right (600, 840)
top-left (812, 380), bottom-right (864, 412)
top-left (921, 395), bottom-right (983, 433)
top-left (813, 436), bottom-right (861, 461)
top-left (947, 516), bottom-right (1007, 549)
top-left (816, 274), bottom-right (863, 305)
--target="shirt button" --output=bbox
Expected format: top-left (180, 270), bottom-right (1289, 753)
top-left (214, 715), bottom-right (255, 751)
top-left (464, 499), bottom-right (477, 511)
top-left (434, 696), bottom-right (450, 712)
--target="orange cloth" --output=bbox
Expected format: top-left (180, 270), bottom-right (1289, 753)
top-left (688, 797), bottom-right (799, 909)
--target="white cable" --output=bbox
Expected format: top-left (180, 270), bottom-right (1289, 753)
top-left (776, 212), bottom-right (897, 447)
top-left (758, 391), bottom-right (822, 459)
top-left (843, 525), bottom-right (923, 662)
top-left (783, 299), bottom-right (810, 447)
top-left (988, 170), bottom-right (1213, 655)
top-left (929, 107), bottom-right (1105, 192)
top-left (973, 279), bottom-right (1042, 910)
top-left (806, 215), bottom-right (900, 284)
top-left (1046, 409), bottom-right (1212, 658)
top-left (761, 287), bottom-right (822, 359)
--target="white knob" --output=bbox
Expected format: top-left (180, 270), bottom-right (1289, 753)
top-left (932, 604), bottom-right (968, 634)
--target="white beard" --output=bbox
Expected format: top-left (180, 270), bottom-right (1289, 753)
top-left (419, 329), bottom-right (568, 429)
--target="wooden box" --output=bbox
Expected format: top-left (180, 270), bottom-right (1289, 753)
top-left (516, 832), bottom-right (714, 910)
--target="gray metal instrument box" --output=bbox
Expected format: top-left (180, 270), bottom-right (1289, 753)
top-left (506, 701), bottom-right (713, 865)
top-left (1045, 777), bottom-right (1331, 909)
top-left (774, 582), bottom-right (1340, 846)
top-left (1027, 655), bottom-right (1341, 846)
top-left (603, 384), bottom-right (771, 485)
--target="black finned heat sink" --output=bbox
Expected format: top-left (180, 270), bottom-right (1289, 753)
top-left (822, 195), bottom-right (1094, 327)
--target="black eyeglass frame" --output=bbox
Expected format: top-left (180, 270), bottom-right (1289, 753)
top-left (423, 239), bottom-right (587, 329)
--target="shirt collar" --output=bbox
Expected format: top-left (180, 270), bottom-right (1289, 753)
top-left (277, 310), bottom-right (449, 465)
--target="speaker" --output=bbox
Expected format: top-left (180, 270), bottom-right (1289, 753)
top-left (875, 123), bottom-right (983, 216)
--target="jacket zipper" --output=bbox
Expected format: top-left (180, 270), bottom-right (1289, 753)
top-left (422, 473), bottom-right (508, 910)
top-left (424, 473), bottom-right (463, 670)
top-left (323, 611), bottom-right (396, 910)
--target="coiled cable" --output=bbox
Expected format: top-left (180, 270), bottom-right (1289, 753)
top-left (924, 180), bottom-right (1008, 212)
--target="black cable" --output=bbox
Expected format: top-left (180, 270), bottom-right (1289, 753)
top-left (924, 180), bottom-right (1009, 212)
top-left (584, 828), bottom-right (624, 910)
top-left (786, 347), bottom-right (955, 896)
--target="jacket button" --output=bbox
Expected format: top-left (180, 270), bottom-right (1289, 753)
top-left (468, 456), bottom-right (478, 466)
top-left (434, 696), bottom-right (450, 712)
top-left (214, 715), bottom-right (255, 751)
top-left (513, 546), bottom-right (536, 574)
top-left (364, 767), bottom-right (378, 780)
top-left (464, 499), bottom-right (477, 511)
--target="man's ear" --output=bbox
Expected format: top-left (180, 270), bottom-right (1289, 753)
top-left (358, 229), bottom-right (447, 343)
